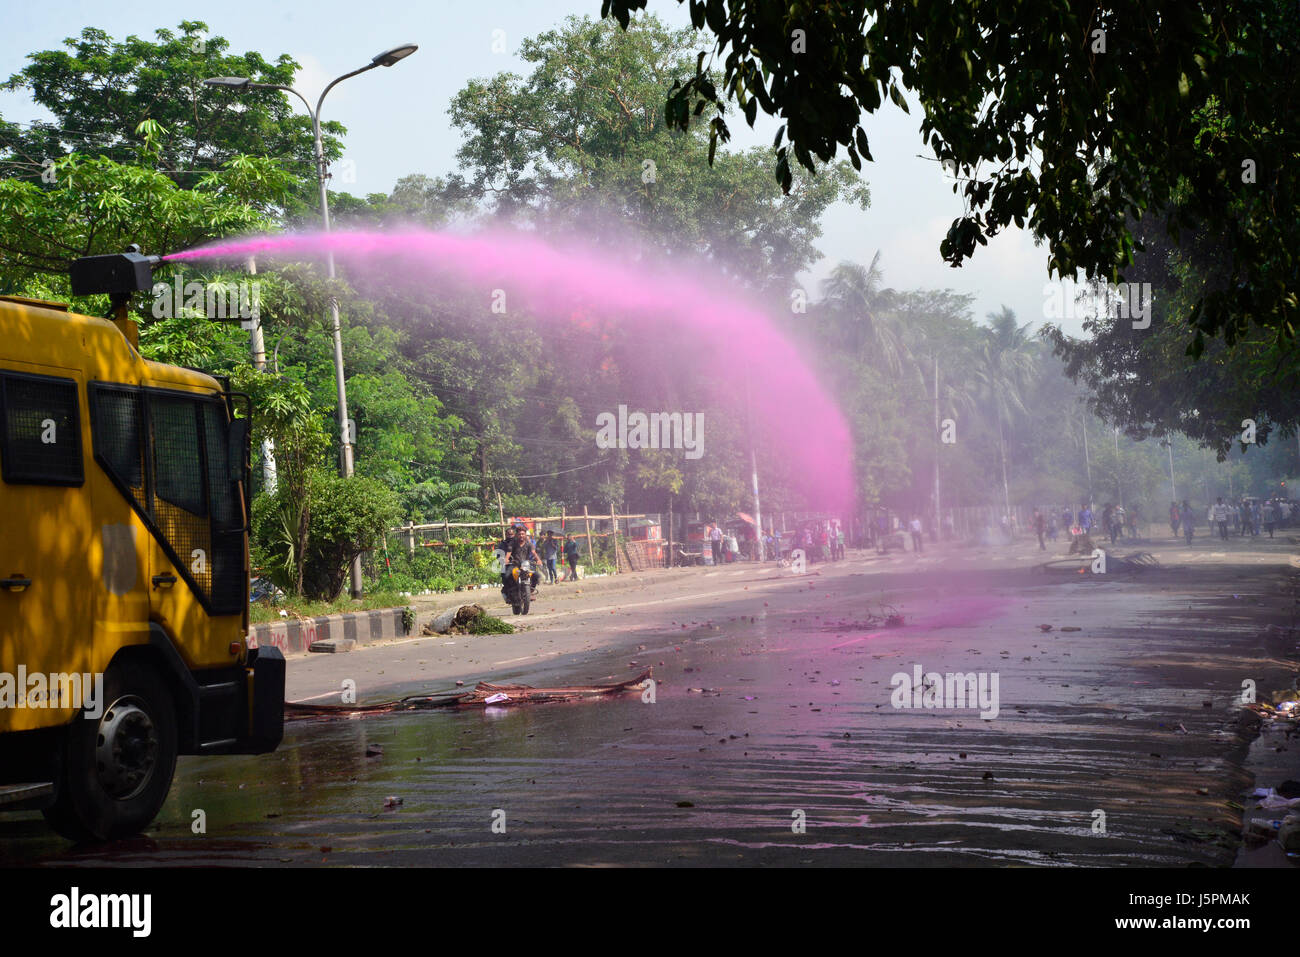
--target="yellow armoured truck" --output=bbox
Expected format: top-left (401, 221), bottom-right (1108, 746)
top-left (0, 250), bottom-right (283, 841)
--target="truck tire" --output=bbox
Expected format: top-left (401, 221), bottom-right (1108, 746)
top-left (43, 659), bottom-right (178, 842)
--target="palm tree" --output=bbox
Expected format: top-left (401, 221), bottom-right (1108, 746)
top-left (973, 307), bottom-right (1039, 518)
top-left (818, 253), bottom-right (912, 378)
top-left (404, 480), bottom-right (482, 523)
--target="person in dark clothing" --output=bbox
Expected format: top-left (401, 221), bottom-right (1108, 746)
top-left (562, 534), bottom-right (580, 581)
top-left (498, 526), bottom-right (541, 594)
top-left (1182, 499), bottom-right (1194, 544)
top-left (1032, 508), bottom-right (1046, 550)
top-left (540, 531), bottom-right (559, 584)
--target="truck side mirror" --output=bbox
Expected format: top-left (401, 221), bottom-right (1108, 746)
top-left (228, 418), bottom-right (250, 481)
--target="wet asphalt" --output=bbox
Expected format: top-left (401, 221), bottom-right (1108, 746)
top-left (2, 541), bottom-right (1295, 867)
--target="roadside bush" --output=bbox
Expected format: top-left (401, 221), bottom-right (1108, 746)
top-left (381, 572), bottom-right (422, 593)
top-left (301, 470), bottom-right (402, 600)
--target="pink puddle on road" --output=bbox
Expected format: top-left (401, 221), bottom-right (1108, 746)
top-left (830, 632), bottom-right (886, 649)
top-left (164, 229), bottom-right (854, 508)
top-left (906, 594), bottom-right (1011, 630)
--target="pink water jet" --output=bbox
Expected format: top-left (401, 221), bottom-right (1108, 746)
top-left (166, 229), bottom-right (854, 508)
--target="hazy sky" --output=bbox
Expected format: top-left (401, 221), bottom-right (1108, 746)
top-left (1, 0), bottom-right (1069, 335)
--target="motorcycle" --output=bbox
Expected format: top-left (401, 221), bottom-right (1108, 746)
top-left (501, 558), bottom-right (536, 615)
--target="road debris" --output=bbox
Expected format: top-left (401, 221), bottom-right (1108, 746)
top-left (422, 603), bottom-right (513, 635)
top-left (286, 670), bottom-right (654, 718)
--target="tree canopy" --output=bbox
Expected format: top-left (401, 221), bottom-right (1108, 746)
top-left (600, 0), bottom-right (1299, 358)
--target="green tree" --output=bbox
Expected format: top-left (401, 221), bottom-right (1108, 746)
top-left (446, 14), bottom-right (866, 292)
top-left (0, 21), bottom-right (339, 190)
top-left (817, 253), bottom-right (913, 377)
top-left (301, 471), bottom-right (402, 600)
top-left (972, 308), bottom-right (1039, 516)
top-left (601, 0), bottom-right (1299, 357)
top-left (0, 131), bottom-right (295, 289)
top-left (1047, 208), bottom-right (1300, 459)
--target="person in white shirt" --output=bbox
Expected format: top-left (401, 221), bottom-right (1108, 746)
top-left (909, 516), bottom-right (924, 553)
top-left (1210, 498), bottom-right (1229, 540)
top-left (708, 522), bottom-right (723, 565)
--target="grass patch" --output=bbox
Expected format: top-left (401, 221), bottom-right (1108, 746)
top-left (465, 613), bottom-right (514, 634)
top-left (249, 589), bottom-right (411, 624)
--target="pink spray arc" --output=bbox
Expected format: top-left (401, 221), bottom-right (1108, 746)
top-left (165, 229), bottom-right (855, 510)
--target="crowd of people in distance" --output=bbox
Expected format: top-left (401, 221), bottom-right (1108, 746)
top-left (1026, 502), bottom-right (1145, 550)
top-left (1021, 496), bottom-right (1296, 551)
top-left (499, 493), bottom-right (1295, 592)
top-left (1201, 496), bottom-right (1294, 541)
top-left (702, 518), bottom-right (847, 565)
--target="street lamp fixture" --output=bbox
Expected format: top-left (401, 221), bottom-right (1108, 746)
top-left (202, 42), bottom-right (418, 598)
top-left (202, 76), bottom-right (252, 89)
top-left (372, 44), bottom-right (418, 66)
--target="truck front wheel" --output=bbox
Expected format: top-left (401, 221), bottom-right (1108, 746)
top-left (43, 659), bottom-right (178, 842)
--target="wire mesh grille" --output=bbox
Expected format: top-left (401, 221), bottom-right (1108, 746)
top-left (91, 387), bottom-right (144, 491)
top-left (90, 384), bottom-right (244, 614)
top-left (0, 373), bottom-right (83, 485)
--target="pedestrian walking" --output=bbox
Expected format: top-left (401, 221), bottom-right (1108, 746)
top-left (1033, 508), bottom-right (1046, 550)
top-left (910, 515), bottom-right (924, 554)
top-left (541, 530), bottom-right (559, 584)
top-left (709, 521), bottom-right (723, 566)
top-left (1211, 497), bottom-right (1229, 540)
top-left (1181, 499), bottom-right (1194, 544)
top-left (562, 534), bottom-right (580, 581)
top-left (1169, 501), bottom-right (1181, 538)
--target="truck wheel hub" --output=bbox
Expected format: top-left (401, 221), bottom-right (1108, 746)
top-left (95, 696), bottom-right (158, 799)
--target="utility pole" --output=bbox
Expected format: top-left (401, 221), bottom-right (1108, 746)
top-left (1113, 427), bottom-right (1123, 508)
top-left (205, 43), bottom-right (419, 601)
top-left (744, 370), bottom-right (761, 558)
top-left (245, 255), bottom-right (277, 494)
top-left (1081, 411), bottom-right (1092, 503)
top-left (933, 354), bottom-right (941, 540)
top-left (1165, 438), bottom-right (1176, 501)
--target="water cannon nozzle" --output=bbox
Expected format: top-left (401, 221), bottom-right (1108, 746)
top-left (70, 248), bottom-right (161, 297)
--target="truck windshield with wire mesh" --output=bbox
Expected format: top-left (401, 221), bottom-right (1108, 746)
top-left (90, 384), bottom-right (245, 615)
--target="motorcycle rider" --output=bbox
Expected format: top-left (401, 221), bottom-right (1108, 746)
top-left (498, 524), bottom-right (542, 597)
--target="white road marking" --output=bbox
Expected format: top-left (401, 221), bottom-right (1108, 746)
top-left (294, 689), bottom-right (343, 702)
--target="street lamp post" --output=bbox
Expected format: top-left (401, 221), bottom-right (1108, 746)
top-left (1163, 437), bottom-right (1177, 501)
top-left (1113, 427), bottom-right (1123, 509)
top-left (205, 43), bottom-right (417, 598)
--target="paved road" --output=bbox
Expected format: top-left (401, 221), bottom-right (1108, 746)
top-left (2, 535), bottom-right (1296, 866)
